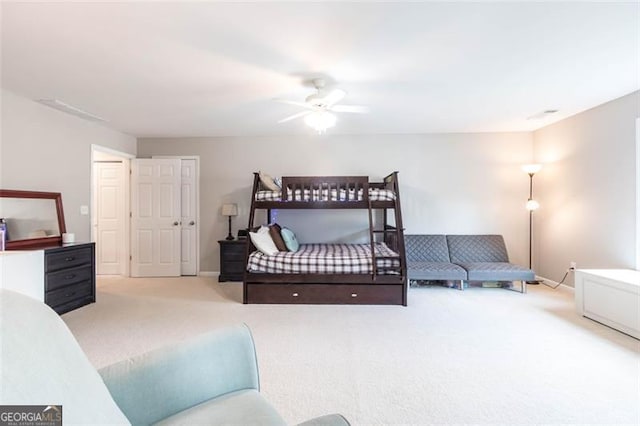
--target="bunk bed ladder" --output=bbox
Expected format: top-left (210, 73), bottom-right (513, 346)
top-left (370, 172), bottom-right (406, 301)
top-left (243, 172), bottom-right (261, 304)
top-left (366, 183), bottom-right (377, 281)
top-left (389, 171), bottom-right (407, 305)
top-left (248, 172), bottom-right (259, 230)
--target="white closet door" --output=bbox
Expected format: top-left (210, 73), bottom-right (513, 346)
top-left (180, 159), bottom-right (198, 276)
top-left (130, 159), bottom-right (181, 277)
top-left (95, 162), bottom-right (125, 275)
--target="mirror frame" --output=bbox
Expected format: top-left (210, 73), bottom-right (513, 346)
top-left (0, 189), bottom-right (66, 250)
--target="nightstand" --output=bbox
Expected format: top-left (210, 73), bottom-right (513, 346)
top-left (218, 239), bottom-right (247, 282)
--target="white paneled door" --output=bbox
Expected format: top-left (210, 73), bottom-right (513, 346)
top-left (95, 162), bottom-right (125, 275)
top-left (180, 159), bottom-right (198, 276)
top-left (131, 159), bottom-right (181, 277)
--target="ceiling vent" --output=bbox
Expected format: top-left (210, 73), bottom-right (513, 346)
top-left (527, 110), bottom-right (559, 120)
top-left (36, 99), bottom-right (107, 123)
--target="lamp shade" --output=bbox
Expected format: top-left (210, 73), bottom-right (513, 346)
top-left (526, 199), bottom-right (540, 211)
top-left (221, 203), bottom-right (238, 217)
top-left (522, 164), bottom-right (542, 174)
top-left (304, 111), bottom-right (337, 133)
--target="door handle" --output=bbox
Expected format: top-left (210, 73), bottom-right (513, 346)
top-left (173, 221), bottom-right (179, 226)
top-left (189, 221), bottom-right (195, 226)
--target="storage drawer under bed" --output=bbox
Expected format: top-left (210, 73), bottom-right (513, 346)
top-left (245, 283), bottom-right (404, 305)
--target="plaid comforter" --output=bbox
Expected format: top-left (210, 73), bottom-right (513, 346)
top-left (255, 188), bottom-right (396, 202)
top-left (247, 242), bottom-right (400, 274)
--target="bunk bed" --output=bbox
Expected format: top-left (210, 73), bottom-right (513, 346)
top-left (243, 172), bottom-right (407, 306)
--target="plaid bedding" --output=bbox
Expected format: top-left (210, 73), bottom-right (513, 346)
top-left (247, 242), bottom-right (400, 274)
top-left (255, 188), bottom-right (396, 202)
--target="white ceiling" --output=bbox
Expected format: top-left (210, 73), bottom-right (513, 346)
top-left (1, 2), bottom-right (638, 137)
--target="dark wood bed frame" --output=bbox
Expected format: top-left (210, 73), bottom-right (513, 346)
top-left (243, 172), bottom-right (407, 306)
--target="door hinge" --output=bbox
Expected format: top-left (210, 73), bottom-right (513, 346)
top-left (130, 255), bottom-right (132, 261)
top-left (130, 212), bottom-right (132, 218)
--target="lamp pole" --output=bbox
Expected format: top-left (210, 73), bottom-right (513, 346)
top-left (226, 215), bottom-right (234, 240)
top-left (523, 164), bottom-right (542, 285)
top-left (528, 172), bottom-right (534, 270)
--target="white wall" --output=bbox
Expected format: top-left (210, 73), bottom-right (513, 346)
top-left (138, 133), bottom-right (533, 272)
top-left (0, 89), bottom-right (137, 243)
top-left (533, 91), bottom-right (639, 285)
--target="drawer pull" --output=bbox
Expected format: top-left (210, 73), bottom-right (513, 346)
top-left (64, 274), bottom-right (76, 280)
top-left (65, 291), bottom-right (77, 298)
top-left (292, 292), bottom-right (299, 297)
top-left (65, 257), bottom-right (75, 262)
top-left (351, 293), bottom-right (358, 297)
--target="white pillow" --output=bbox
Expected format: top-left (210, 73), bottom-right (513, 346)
top-left (259, 171), bottom-right (281, 191)
top-left (249, 226), bottom-right (279, 255)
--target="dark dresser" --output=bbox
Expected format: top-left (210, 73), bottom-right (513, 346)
top-left (44, 242), bottom-right (96, 314)
top-left (218, 239), bottom-right (246, 282)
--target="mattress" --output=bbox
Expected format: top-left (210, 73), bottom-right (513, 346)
top-left (255, 187), bottom-right (396, 202)
top-left (247, 242), bottom-right (400, 274)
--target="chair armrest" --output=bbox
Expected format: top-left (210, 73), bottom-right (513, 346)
top-left (99, 324), bottom-right (259, 426)
top-left (296, 414), bottom-right (351, 426)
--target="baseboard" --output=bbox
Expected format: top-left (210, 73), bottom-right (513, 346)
top-left (199, 271), bottom-right (219, 277)
top-left (536, 274), bottom-right (575, 294)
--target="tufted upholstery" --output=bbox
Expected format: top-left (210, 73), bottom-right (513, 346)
top-left (405, 235), bottom-right (466, 281)
top-left (405, 235), bottom-right (450, 262)
top-left (457, 262), bottom-right (535, 281)
top-left (446, 235), bottom-right (509, 263)
top-left (408, 261), bottom-right (467, 280)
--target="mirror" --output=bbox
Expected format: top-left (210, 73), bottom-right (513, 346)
top-left (0, 190), bottom-right (66, 249)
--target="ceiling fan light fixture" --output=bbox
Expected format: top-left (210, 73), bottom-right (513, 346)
top-left (304, 111), bottom-right (336, 134)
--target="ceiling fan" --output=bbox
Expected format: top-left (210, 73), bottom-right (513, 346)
top-left (275, 78), bottom-right (368, 132)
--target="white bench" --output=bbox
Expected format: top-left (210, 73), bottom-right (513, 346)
top-left (575, 269), bottom-right (640, 339)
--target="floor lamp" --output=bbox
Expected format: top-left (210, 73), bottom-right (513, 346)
top-left (522, 164), bottom-right (542, 284)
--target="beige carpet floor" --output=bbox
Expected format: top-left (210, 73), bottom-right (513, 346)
top-left (62, 277), bottom-right (640, 425)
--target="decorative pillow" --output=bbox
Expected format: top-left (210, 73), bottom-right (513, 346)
top-left (259, 171), bottom-right (281, 191)
top-left (249, 226), bottom-right (279, 255)
top-left (268, 223), bottom-right (288, 252)
top-left (280, 227), bottom-right (300, 252)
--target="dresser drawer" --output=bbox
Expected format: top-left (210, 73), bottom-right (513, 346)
top-left (223, 250), bottom-right (246, 261)
top-left (46, 265), bottom-right (93, 292)
top-left (46, 281), bottom-right (94, 309)
top-left (46, 247), bottom-right (93, 272)
top-left (224, 261), bottom-right (246, 274)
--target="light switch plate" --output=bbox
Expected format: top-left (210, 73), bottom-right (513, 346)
top-left (80, 205), bottom-right (89, 215)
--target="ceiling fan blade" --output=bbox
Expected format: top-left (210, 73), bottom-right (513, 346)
top-left (323, 89), bottom-right (346, 106)
top-left (273, 99), bottom-right (313, 109)
top-left (331, 105), bottom-right (369, 113)
top-left (278, 110), bottom-right (312, 123)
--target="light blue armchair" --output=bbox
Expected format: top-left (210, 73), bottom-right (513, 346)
top-left (0, 289), bottom-right (349, 426)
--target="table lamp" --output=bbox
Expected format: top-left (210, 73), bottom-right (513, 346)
top-left (222, 203), bottom-right (238, 241)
